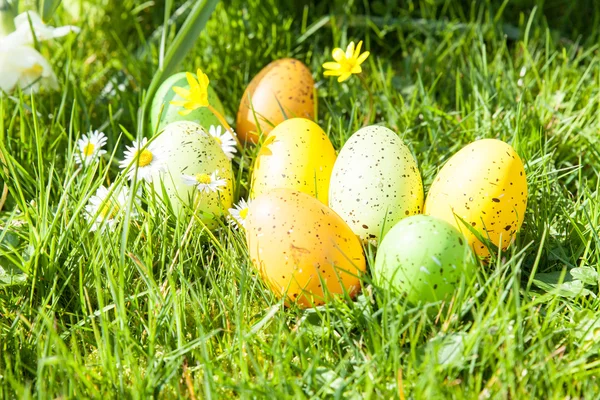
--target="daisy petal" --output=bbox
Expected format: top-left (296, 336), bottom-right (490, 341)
top-left (183, 101), bottom-right (200, 110)
top-left (332, 48), bottom-right (346, 62)
top-left (354, 41), bottom-right (363, 59)
top-left (350, 65), bottom-right (362, 74)
top-left (345, 41), bottom-right (355, 59)
top-left (186, 72), bottom-right (198, 90)
top-left (356, 51), bottom-right (370, 65)
top-left (198, 70), bottom-right (209, 87)
top-left (178, 109), bottom-right (193, 116)
top-left (322, 62), bottom-right (341, 70)
top-left (324, 70), bottom-right (342, 77)
top-left (338, 72), bottom-right (352, 83)
top-left (172, 86), bottom-right (190, 98)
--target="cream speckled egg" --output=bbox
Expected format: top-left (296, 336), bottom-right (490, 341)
top-left (424, 139), bottom-right (528, 258)
top-left (151, 121), bottom-right (233, 226)
top-left (328, 126), bottom-right (424, 242)
top-left (245, 188), bottom-right (366, 308)
top-left (250, 118), bottom-right (336, 204)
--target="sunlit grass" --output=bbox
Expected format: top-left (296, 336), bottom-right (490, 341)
top-left (1, 0), bottom-right (600, 397)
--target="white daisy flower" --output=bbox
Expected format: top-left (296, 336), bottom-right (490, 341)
top-left (119, 137), bottom-right (165, 182)
top-left (208, 125), bottom-right (237, 160)
top-left (84, 185), bottom-right (130, 232)
top-left (181, 170), bottom-right (227, 194)
top-left (228, 198), bottom-right (251, 229)
top-left (74, 130), bottom-right (107, 166)
top-left (0, 11), bottom-right (79, 94)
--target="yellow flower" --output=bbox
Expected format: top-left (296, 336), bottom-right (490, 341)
top-left (323, 41), bottom-right (370, 82)
top-left (170, 69), bottom-right (210, 116)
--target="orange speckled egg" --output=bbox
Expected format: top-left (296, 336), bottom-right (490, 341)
top-left (424, 139), bottom-right (528, 258)
top-left (250, 118), bottom-right (336, 204)
top-left (236, 58), bottom-right (315, 143)
top-left (245, 188), bottom-right (366, 308)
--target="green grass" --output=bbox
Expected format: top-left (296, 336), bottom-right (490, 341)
top-left (2, 0), bottom-right (600, 397)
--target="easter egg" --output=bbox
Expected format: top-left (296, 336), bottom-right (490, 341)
top-left (373, 215), bottom-right (476, 304)
top-left (424, 139), bottom-right (528, 258)
top-left (329, 125), bottom-right (424, 242)
top-left (236, 58), bottom-right (315, 143)
top-left (151, 121), bottom-right (233, 226)
top-left (245, 188), bottom-right (366, 308)
top-left (250, 118), bottom-right (336, 204)
top-left (150, 72), bottom-right (226, 133)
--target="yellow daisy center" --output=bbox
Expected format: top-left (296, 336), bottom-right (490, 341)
top-left (195, 173), bottom-right (212, 184)
top-left (137, 149), bottom-right (153, 167)
top-left (239, 208), bottom-right (249, 220)
top-left (214, 136), bottom-right (222, 145)
top-left (99, 201), bottom-right (118, 219)
top-left (83, 143), bottom-right (96, 156)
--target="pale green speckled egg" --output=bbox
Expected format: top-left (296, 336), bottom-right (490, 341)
top-left (328, 125), bottom-right (424, 242)
top-left (150, 72), bottom-right (225, 133)
top-left (373, 215), bottom-right (477, 305)
top-left (151, 121), bottom-right (233, 227)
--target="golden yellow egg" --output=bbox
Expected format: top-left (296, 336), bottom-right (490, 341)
top-left (245, 188), bottom-right (366, 308)
top-left (250, 118), bottom-right (336, 204)
top-left (424, 139), bottom-right (528, 258)
top-left (236, 58), bottom-right (315, 144)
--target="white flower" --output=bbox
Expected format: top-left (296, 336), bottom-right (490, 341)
top-left (8, 11), bottom-right (80, 46)
top-left (0, 11), bottom-right (79, 94)
top-left (74, 130), bottom-right (107, 166)
top-left (181, 170), bottom-right (227, 194)
top-left (119, 137), bottom-right (165, 183)
top-left (84, 185), bottom-right (131, 232)
top-left (208, 125), bottom-right (237, 160)
top-left (0, 44), bottom-right (58, 94)
top-left (228, 198), bottom-right (251, 229)
top-left (517, 66), bottom-right (526, 88)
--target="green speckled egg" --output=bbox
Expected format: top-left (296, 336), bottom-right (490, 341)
top-left (150, 72), bottom-right (226, 133)
top-left (151, 121), bottom-right (233, 226)
top-left (373, 215), bottom-right (476, 304)
top-left (328, 126), bottom-right (424, 242)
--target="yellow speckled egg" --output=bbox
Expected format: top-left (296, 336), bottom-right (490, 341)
top-left (236, 58), bottom-right (315, 144)
top-left (250, 118), bottom-right (336, 204)
top-left (245, 188), bottom-right (366, 308)
top-left (424, 139), bottom-right (528, 258)
top-left (329, 125), bottom-right (424, 242)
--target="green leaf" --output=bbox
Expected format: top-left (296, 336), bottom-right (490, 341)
top-left (38, 0), bottom-right (62, 21)
top-left (0, 0), bottom-right (17, 37)
top-left (570, 267), bottom-right (599, 286)
top-left (531, 270), bottom-right (595, 297)
top-left (0, 264), bottom-right (27, 287)
top-left (532, 270), bottom-right (573, 288)
top-left (430, 333), bottom-right (466, 368)
top-left (139, 0), bottom-right (219, 136)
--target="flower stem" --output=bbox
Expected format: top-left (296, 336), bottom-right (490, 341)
top-left (358, 74), bottom-right (374, 126)
top-left (0, 151), bottom-right (8, 212)
top-left (207, 105), bottom-right (243, 152)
